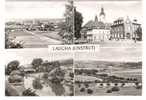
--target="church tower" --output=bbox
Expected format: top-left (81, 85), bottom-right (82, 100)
top-left (99, 7), bottom-right (106, 23)
top-left (95, 15), bottom-right (98, 22)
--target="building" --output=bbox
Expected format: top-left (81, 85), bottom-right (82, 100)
top-left (83, 7), bottom-right (111, 43)
top-left (110, 17), bottom-right (141, 40)
top-left (99, 7), bottom-right (106, 23)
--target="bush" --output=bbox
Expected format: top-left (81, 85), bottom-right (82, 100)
top-left (107, 83), bottom-right (111, 86)
top-left (85, 83), bottom-right (89, 88)
top-left (80, 88), bottom-right (85, 92)
top-left (114, 83), bottom-right (118, 86)
top-left (31, 58), bottom-right (43, 72)
top-left (111, 86), bottom-right (120, 92)
top-left (87, 89), bottom-right (93, 94)
top-left (22, 88), bottom-right (37, 96)
top-left (136, 85), bottom-right (142, 89)
top-left (106, 89), bottom-right (112, 93)
top-left (32, 78), bottom-right (43, 89)
top-left (8, 75), bottom-right (23, 83)
top-left (69, 93), bottom-right (74, 96)
top-left (100, 83), bottom-right (103, 87)
top-left (121, 83), bottom-right (125, 87)
top-left (135, 82), bottom-right (139, 86)
top-left (6, 60), bottom-right (20, 75)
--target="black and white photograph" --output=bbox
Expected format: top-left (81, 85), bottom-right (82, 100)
top-left (5, 0), bottom-right (143, 48)
top-left (5, 49), bottom-right (74, 96)
top-left (74, 47), bottom-right (142, 96)
top-left (73, 0), bottom-right (142, 46)
top-left (2, 0), bottom-right (144, 98)
top-left (5, 0), bottom-right (75, 48)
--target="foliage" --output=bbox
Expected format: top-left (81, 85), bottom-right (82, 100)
top-left (69, 72), bottom-right (74, 79)
top-left (50, 67), bottom-right (65, 82)
top-left (134, 26), bottom-right (142, 41)
top-left (136, 85), bottom-right (142, 89)
top-left (106, 89), bottom-right (112, 93)
top-left (74, 8), bottom-right (83, 39)
top-left (111, 86), bottom-right (120, 92)
top-left (8, 75), bottom-right (23, 83)
top-left (60, 0), bottom-right (74, 44)
top-left (87, 89), bottom-right (93, 94)
top-left (80, 87), bottom-right (85, 92)
top-left (5, 60), bottom-right (20, 75)
top-left (31, 58), bottom-right (43, 72)
top-left (5, 33), bottom-right (23, 49)
top-left (32, 78), bottom-right (43, 89)
top-left (85, 83), bottom-right (89, 88)
top-left (22, 88), bottom-right (37, 96)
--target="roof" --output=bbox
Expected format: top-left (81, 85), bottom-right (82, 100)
top-left (84, 20), bottom-right (105, 29)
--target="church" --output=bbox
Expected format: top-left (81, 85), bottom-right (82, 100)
top-left (82, 7), bottom-right (111, 43)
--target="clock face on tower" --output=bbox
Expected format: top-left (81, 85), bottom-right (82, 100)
top-left (126, 20), bottom-right (130, 24)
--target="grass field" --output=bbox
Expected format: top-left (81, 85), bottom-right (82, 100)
top-left (75, 83), bottom-right (142, 96)
top-left (7, 30), bottom-right (63, 48)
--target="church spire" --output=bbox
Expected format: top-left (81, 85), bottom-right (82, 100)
top-left (95, 15), bottom-right (98, 22)
top-left (100, 7), bottom-right (105, 16)
top-left (99, 7), bottom-right (106, 23)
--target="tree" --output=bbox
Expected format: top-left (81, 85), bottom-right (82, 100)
top-left (32, 78), bottom-right (43, 89)
top-left (6, 60), bottom-right (20, 75)
top-left (22, 88), bottom-right (37, 96)
top-left (74, 8), bottom-right (83, 39)
top-left (52, 61), bottom-right (60, 68)
top-left (135, 26), bottom-right (142, 41)
top-left (59, 0), bottom-right (74, 44)
top-left (31, 58), bottom-right (43, 72)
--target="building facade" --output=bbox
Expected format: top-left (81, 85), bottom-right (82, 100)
top-left (111, 17), bottom-right (141, 40)
top-left (83, 7), bottom-right (111, 43)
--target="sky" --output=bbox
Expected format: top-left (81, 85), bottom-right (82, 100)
top-left (75, 48), bottom-right (142, 62)
top-left (5, 49), bottom-right (73, 65)
top-left (5, 1), bottom-right (66, 20)
top-left (6, 0), bottom-right (142, 24)
top-left (74, 0), bottom-right (142, 24)
top-left (5, 47), bottom-right (142, 65)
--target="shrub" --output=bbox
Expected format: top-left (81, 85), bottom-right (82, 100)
top-left (111, 86), bottom-right (120, 92)
top-left (95, 80), bottom-right (99, 83)
top-left (135, 82), bottom-right (139, 86)
top-left (69, 93), bottom-right (74, 96)
top-left (32, 78), bottom-right (43, 89)
top-left (8, 75), bottom-right (23, 83)
top-left (100, 83), bottom-right (103, 87)
top-left (87, 89), bottom-right (93, 94)
top-left (80, 88), bottom-right (85, 92)
top-left (106, 89), bottom-right (112, 93)
top-left (121, 83), bottom-right (125, 87)
top-left (114, 83), bottom-right (118, 86)
top-left (51, 77), bottom-right (61, 84)
top-left (69, 72), bottom-right (74, 78)
top-left (85, 83), bottom-right (89, 88)
top-left (6, 60), bottom-right (20, 75)
top-left (31, 58), bottom-right (43, 72)
top-left (136, 85), bottom-right (142, 89)
top-left (107, 83), bottom-right (110, 86)
top-left (22, 88), bottom-right (37, 96)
